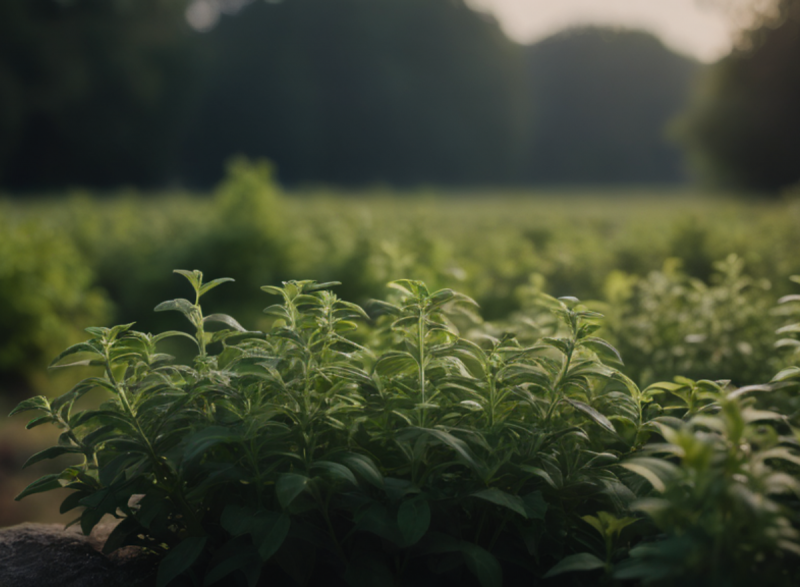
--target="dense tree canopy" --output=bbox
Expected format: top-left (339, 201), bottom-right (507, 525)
top-left (180, 0), bottom-right (530, 187)
top-left (675, 0), bottom-right (800, 193)
top-left (0, 0), bottom-right (702, 190)
top-left (524, 28), bottom-right (699, 185)
top-left (0, 0), bottom-right (198, 189)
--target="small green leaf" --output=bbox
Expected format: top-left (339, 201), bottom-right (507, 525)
top-left (9, 395), bottom-right (50, 417)
top-left (204, 313), bottom-right (247, 332)
top-left (355, 503), bottom-right (403, 544)
top-left (310, 460), bottom-right (359, 487)
top-left (521, 491), bottom-right (548, 520)
top-left (59, 490), bottom-right (89, 515)
top-left (199, 277), bottom-right (235, 297)
top-left (154, 298), bottom-right (196, 319)
top-left (49, 342), bottom-right (103, 368)
top-left (157, 536), bottom-right (208, 587)
top-left (621, 458), bottom-right (680, 493)
top-left (173, 269), bottom-right (203, 292)
top-left (23, 446), bottom-right (81, 469)
top-left (253, 511), bottom-right (291, 561)
top-left (472, 488), bottom-right (528, 518)
top-left (25, 414), bottom-right (56, 429)
top-left (564, 398), bottom-right (617, 434)
top-left (461, 542), bottom-right (502, 587)
top-left (398, 499), bottom-right (431, 546)
top-left (338, 453), bottom-right (384, 489)
top-left (276, 473), bottom-right (311, 509)
top-left (15, 473), bottom-right (63, 500)
top-left (543, 552), bottom-right (605, 578)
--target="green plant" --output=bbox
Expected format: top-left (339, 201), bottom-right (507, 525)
top-left (616, 392), bottom-right (800, 586)
top-left (10, 271), bottom-right (645, 587)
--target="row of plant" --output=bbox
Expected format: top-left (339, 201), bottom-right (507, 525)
top-left (3, 163), bottom-right (800, 396)
top-left (10, 270), bottom-right (800, 586)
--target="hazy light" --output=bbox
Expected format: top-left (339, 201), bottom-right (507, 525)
top-left (186, 0), bottom-right (220, 32)
top-left (468, 0), bottom-right (739, 62)
top-left (186, 0), bottom-right (255, 32)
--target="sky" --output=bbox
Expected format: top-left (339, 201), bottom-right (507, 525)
top-left (467, 0), bottom-right (741, 62)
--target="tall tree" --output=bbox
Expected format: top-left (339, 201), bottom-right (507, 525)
top-left (0, 0), bottom-right (199, 190)
top-left (675, 0), bottom-right (800, 193)
top-left (179, 0), bottom-right (531, 187)
top-left (523, 28), bottom-right (700, 185)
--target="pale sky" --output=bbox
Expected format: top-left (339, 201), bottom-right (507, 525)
top-left (467, 0), bottom-right (739, 62)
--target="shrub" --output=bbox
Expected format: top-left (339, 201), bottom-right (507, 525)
top-left (9, 270), bottom-right (800, 587)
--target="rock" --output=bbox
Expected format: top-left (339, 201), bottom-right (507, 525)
top-left (0, 521), bottom-right (157, 587)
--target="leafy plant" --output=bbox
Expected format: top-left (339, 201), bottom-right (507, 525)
top-left (9, 269), bottom-right (800, 587)
top-left (9, 271), bottom-right (646, 586)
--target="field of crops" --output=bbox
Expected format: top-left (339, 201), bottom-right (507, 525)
top-left (2, 161), bottom-right (800, 585)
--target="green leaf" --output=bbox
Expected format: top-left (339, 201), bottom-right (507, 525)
top-left (310, 460), bottom-right (359, 487)
top-left (102, 516), bottom-right (142, 555)
top-left (355, 503), bottom-right (403, 544)
top-left (543, 552), bottom-right (605, 578)
top-left (339, 453), bottom-right (384, 489)
top-left (773, 367), bottom-right (800, 382)
top-left (25, 414), bottom-right (56, 429)
top-left (204, 313), bottom-right (247, 332)
top-left (199, 277), bottom-right (235, 297)
top-left (519, 465), bottom-right (558, 489)
top-left (580, 337), bottom-right (624, 365)
top-left (276, 473), bottom-right (311, 509)
top-left (620, 458), bottom-right (680, 493)
top-left (472, 488), bottom-right (528, 519)
top-left (9, 395), bottom-right (50, 417)
top-left (153, 330), bottom-right (198, 345)
top-left (59, 490), bottom-right (89, 515)
top-left (15, 473), bottom-right (63, 500)
top-left (521, 491), bottom-right (548, 520)
top-left (157, 536), bottom-right (208, 587)
top-left (221, 504), bottom-right (255, 536)
top-left (461, 542), bottom-right (502, 587)
top-left (154, 298), bottom-right (196, 319)
top-left (413, 428), bottom-right (484, 476)
top-left (563, 398), bottom-right (617, 434)
top-left (49, 342), bottom-right (103, 368)
top-left (397, 499), bottom-right (431, 546)
top-left (182, 426), bottom-right (237, 462)
top-left (23, 445), bottom-right (81, 469)
top-left (252, 511), bottom-right (291, 561)
top-left (375, 351), bottom-right (418, 377)
top-left (99, 453), bottom-right (142, 486)
top-left (173, 269), bottom-right (203, 291)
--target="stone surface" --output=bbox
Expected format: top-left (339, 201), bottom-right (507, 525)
top-left (0, 521), bottom-right (157, 587)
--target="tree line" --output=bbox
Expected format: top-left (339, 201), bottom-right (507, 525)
top-left (1, 0), bottom-right (796, 193)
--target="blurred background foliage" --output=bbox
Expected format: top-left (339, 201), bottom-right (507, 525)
top-left (4, 0), bottom-right (798, 191)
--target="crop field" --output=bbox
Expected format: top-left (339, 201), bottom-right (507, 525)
top-left (2, 163), bottom-right (800, 585)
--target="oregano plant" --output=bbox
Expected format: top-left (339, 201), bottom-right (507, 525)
top-left (11, 270), bottom-right (800, 587)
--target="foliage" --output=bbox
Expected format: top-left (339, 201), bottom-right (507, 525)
top-left (3, 186), bottom-right (800, 395)
top-left (602, 254), bottom-right (783, 386)
top-left (0, 213), bottom-right (110, 394)
top-left (0, 0), bottom-right (197, 189)
top-left (9, 269), bottom-right (800, 586)
top-left (674, 0), bottom-right (800, 193)
top-left (524, 27), bottom-right (699, 184)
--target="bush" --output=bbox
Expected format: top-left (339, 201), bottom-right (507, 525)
top-left (10, 270), bottom-right (800, 586)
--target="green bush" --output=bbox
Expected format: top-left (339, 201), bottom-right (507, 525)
top-left (602, 254), bottom-right (783, 387)
top-left (0, 215), bottom-right (110, 395)
top-left (10, 270), bottom-right (800, 586)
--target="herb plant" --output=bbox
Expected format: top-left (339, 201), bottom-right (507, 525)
top-left (9, 270), bottom-right (800, 587)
